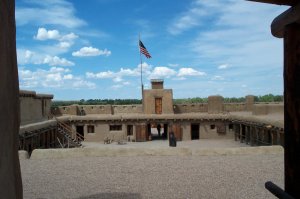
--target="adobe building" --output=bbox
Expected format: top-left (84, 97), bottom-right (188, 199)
top-left (19, 79), bottom-right (284, 154)
top-left (143, 79), bottom-right (173, 114)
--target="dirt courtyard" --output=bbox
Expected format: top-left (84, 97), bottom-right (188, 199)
top-left (20, 140), bottom-right (284, 199)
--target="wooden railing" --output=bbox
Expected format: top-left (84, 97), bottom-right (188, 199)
top-left (52, 115), bottom-right (84, 145)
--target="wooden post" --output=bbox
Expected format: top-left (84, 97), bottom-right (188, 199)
top-left (284, 23), bottom-right (300, 198)
top-left (240, 124), bottom-right (243, 143)
top-left (0, 1), bottom-right (23, 197)
top-left (250, 126), bottom-right (254, 146)
top-left (234, 124), bottom-right (237, 141)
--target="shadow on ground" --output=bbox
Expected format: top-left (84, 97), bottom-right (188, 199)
top-left (75, 192), bottom-right (142, 199)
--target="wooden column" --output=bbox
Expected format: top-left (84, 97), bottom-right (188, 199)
top-left (240, 124), bottom-right (243, 143)
top-left (246, 126), bottom-right (250, 144)
top-left (250, 126), bottom-right (254, 146)
top-left (234, 124), bottom-right (238, 141)
top-left (0, 1), bottom-right (23, 197)
top-left (284, 23), bottom-right (300, 198)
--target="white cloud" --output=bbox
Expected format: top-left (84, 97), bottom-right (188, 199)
top-left (19, 66), bottom-right (95, 89)
top-left (167, 0), bottom-right (223, 35)
top-left (57, 41), bottom-right (72, 49)
top-left (184, 0), bottom-right (287, 97)
top-left (72, 80), bottom-right (96, 89)
top-left (25, 50), bottom-right (34, 59)
top-left (86, 71), bottom-right (114, 79)
top-left (34, 27), bottom-right (78, 50)
top-left (46, 73), bottom-right (62, 82)
top-left (16, 0), bottom-right (86, 28)
top-left (17, 50), bottom-right (35, 65)
top-left (177, 68), bottom-right (206, 77)
top-left (35, 28), bottom-right (60, 40)
top-left (60, 32), bottom-right (78, 41)
top-left (149, 67), bottom-right (177, 79)
top-left (63, 74), bottom-right (73, 80)
top-left (113, 76), bottom-right (123, 82)
top-left (72, 47), bottom-right (111, 57)
top-left (218, 64), bottom-right (229, 69)
top-left (18, 48), bottom-right (74, 67)
top-left (86, 63), bottom-right (207, 84)
top-left (49, 66), bottom-right (70, 73)
top-left (42, 55), bottom-right (74, 66)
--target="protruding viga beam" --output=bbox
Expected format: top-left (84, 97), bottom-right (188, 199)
top-left (271, 3), bottom-right (300, 38)
top-left (247, 0), bottom-right (298, 6)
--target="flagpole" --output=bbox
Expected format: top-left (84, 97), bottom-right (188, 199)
top-left (139, 34), bottom-right (144, 112)
top-left (139, 34), bottom-right (143, 90)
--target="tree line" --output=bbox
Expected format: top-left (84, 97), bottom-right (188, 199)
top-left (51, 94), bottom-right (283, 107)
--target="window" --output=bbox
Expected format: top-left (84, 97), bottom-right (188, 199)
top-left (109, 125), bottom-right (122, 131)
top-left (229, 124), bottom-right (233, 130)
top-left (87, 125), bottom-right (95, 133)
top-left (210, 124), bottom-right (215, 130)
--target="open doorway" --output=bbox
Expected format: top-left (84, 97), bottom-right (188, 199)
top-left (76, 125), bottom-right (84, 141)
top-left (191, 124), bottom-right (200, 140)
top-left (148, 123), bottom-right (168, 140)
top-left (127, 125), bottom-right (133, 136)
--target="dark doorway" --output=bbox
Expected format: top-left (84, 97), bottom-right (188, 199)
top-left (147, 123), bottom-right (169, 140)
top-left (191, 124), bottom-right (200, 140)
top-left (76, 125), bottom-right (84, 141)
top-left (163, 123), bottom-right (168, 139)
top-left (127, 125), bottom-right (133, 136)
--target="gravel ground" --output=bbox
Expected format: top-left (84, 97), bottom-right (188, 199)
top-left (82, 139), bottom-right (248, 149)
top-left (21, 141), bottom-right (284, 199)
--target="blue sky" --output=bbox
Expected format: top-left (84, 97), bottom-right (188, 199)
top-left (16, 0), bottom-right (287, 100)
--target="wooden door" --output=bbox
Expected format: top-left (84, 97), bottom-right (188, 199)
top-left (135, 124), bottom-right (147, 142)
top-left (217, 124), bottom-right (226, 134)
top-left (172, 124), bottom-right (182, 141)
top-left (155, 98), bottom-right (162, 114)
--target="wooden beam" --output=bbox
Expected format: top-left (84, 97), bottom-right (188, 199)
top-left (247, 0), bottom-right (297, 6)
top-left (271, 3), bottom-right (300, 38)
top-left (0, 0), bottom-right (23, 198)
top-left (284, 23), bottom-right (300, 198)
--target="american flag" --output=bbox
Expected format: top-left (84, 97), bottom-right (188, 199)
top-left (139, 40), bottom-right (151, 58)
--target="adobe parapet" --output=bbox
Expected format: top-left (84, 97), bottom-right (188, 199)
top-left (20, 90), bottom-right (54, 99)
top-left (20, 90), bottom-right (53, 125)
top-left (52, 95), bottom-right (283, 116)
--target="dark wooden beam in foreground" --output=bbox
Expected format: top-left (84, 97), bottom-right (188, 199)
top-left (284, 23), bottom-right (300, 199)
top-left (271, 3), bottom-right (300, 38)
top-left (247, 0), bottom-right (298, 6)
top-left (0, 0), bottom-right (23, 198)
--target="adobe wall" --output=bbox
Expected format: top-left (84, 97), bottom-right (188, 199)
top-left (52, 104), bottom-right (143, 116)
top-left (245, 95), bottom-right (255, 111)
top-left (72, 122), bottom-right (136, 142)
top-left (252, 103), bottom-right (284, 115)
top-left (81, 105), bottom-right (112, 115)
top-left (180, 121), bottom-right (232, 140)
top-left (208, 96), bottom-right (223, 113)
top-left (181, 122), bottom-right (191, 140)
top-left (51, 95), bottom-right (285, 117)
top-left (223, 103), bottom-right (246, 112)
top-left (143, 89), bottom-right (174, 114)
top-left (174, 103), bottom-right (208, 113)
top-left (20, 90), bottom-right (53, 125)
top-left (199, 121), bottom-right (234, 139)
top-left (112, 105), bottom-right (142, 114)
